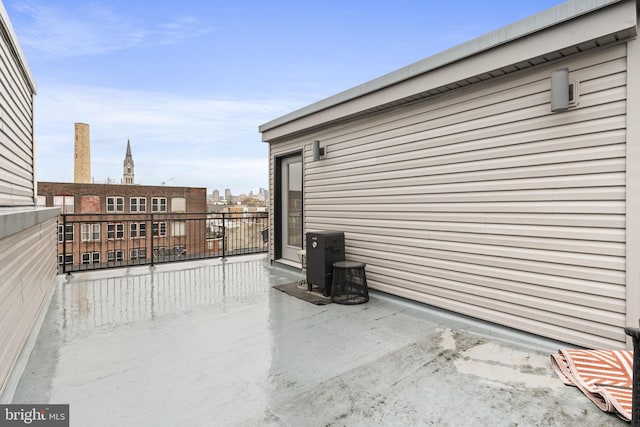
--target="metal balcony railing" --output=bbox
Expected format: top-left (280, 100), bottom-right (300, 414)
top-left (57, 212), bottom-right (268, 273)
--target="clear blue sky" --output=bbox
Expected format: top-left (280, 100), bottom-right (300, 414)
top-left (4, 0), bottom-right (565, 195)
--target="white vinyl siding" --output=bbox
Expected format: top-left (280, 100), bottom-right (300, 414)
top-left (271, 45), bottom-right (628, 349)
top-left (0, 13), bottom-right (36, 207)
top-left (0, 218), bottom-right (57, 394)
top-left (1, 6), bottom-right (55, 398)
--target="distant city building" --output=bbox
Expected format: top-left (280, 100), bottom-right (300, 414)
top-left (258, 187), bottom-right (269, 201)
top-left (207, 187), bottom-right (268, 211)
top-left (74, 123), bottom-right (91, 184)
top-left (122, 139), bottom-right (135, 185)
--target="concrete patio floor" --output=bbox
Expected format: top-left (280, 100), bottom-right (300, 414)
top-left (9, 255), bottom-right (625, 426)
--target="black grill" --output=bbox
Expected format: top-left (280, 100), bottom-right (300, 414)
top-left (305, 231), bottom-right (345, 296)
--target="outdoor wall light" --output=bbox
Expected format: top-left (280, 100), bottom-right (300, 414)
top-left (551, 68), bottom-right (570, 112)
top-left (312, 140), bottom-right (325, 161)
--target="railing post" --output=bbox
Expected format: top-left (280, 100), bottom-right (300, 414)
top-left (222, 212), bottom-right (226, 259)
top-left (62, 214), bottom-right (67, 274)
top-left (150, 213), bottom-right (155, 267)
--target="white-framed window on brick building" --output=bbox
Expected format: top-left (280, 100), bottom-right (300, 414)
top-left (151, 197), bottom-right (167, 212)
top-left (81, 252), bottom-right (100, 264)
top-left (130, 222), bottom-right (147, 238)
top-left (53, 195), bottom-right (74, 213)
top-left (81, 223), bottom-right (101, 241)
top-left (130, 197), bottom-right (147, 213)
top-left (58, 254), bottom-right (74, 265)
top-left (172, 221), bottom-right (186, 237)
top-left (57, 224), bottom-right (74, 242)
top-left (107, 250), bottom-right (124, 262)
top-left (130, 248), bottom-right (147, 261)
top-left (152, 221), bottom-right (167, 237)
top-left (106, 196), bottom-right (124, 212)
top-left (107, 223), bottom-right (125, 239)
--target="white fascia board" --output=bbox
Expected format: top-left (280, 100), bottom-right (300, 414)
top-left (0, 1), bottom-right (37, 94)
top-left (260, 0), bottom-right (635, 141)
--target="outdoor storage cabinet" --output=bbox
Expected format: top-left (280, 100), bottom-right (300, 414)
top-left (306, 231), bottom-right (345, 296)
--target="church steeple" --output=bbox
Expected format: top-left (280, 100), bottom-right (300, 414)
top-left (122, 139), bottom-right (135, 185)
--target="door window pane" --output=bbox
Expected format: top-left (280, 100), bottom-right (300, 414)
top-left (287, 161), bottom-right (302, 247)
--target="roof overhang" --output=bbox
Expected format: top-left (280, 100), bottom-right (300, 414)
top-left (259, 0), bottom-right (637, 143)
top-left (0, 2), bottom-right (37, 95)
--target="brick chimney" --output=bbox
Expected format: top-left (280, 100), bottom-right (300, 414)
top-left (74, 122), bottom-right (91, 183)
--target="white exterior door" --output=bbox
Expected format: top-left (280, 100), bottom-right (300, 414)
top-left (280, 155), bottom-right (303, 261)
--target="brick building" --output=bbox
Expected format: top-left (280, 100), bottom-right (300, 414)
top-left (38, 182), bottom-right (207, 269)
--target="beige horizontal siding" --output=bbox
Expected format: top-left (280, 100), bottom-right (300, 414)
top-left (369, 272), bottom-right (626, 349)
top-left (0, 19), bottom-right (35, 207)
top-left (0, 217), bottom-right (57, 395)
top-left (285, 44), bottom-right (628, 349)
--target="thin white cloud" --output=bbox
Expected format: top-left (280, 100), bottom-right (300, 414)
top-left (156, 16), bottom-right (211, 43)
top-left (34, 84), bottom-right (301, 192)
top-left (35, 84), bottom-right (297, 142)
top-left (12, 1), bottom-right (212, 58)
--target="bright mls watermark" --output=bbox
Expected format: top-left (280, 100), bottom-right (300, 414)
top-left (0, 405), bottom-right (68, 427)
